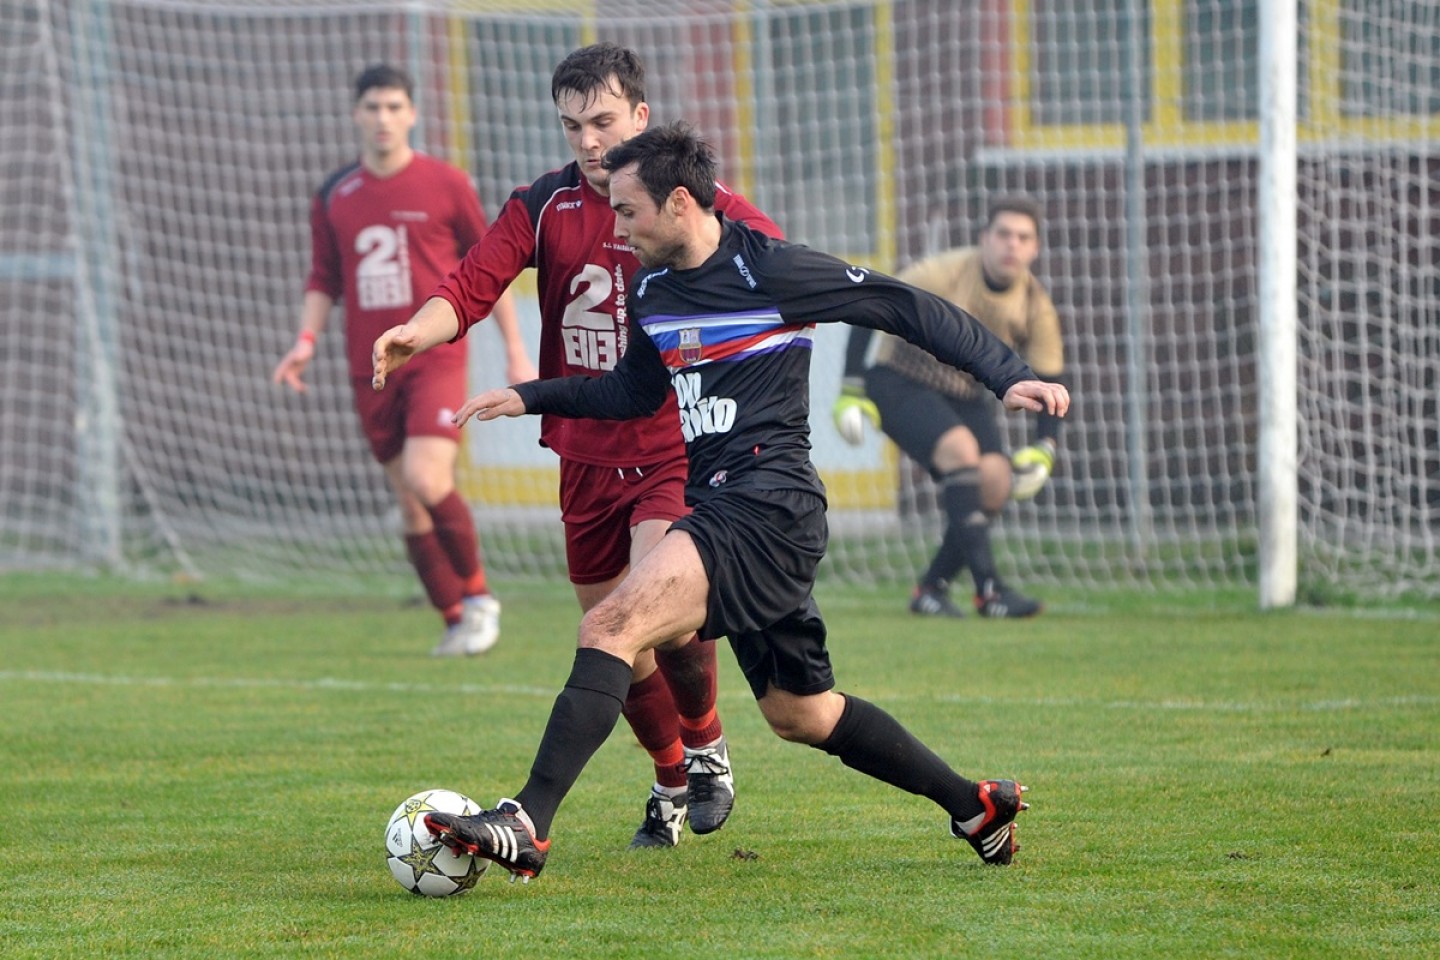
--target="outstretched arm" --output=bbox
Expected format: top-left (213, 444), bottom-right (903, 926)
top-left (454, 318), bottom-right (670, 426)
top-left (371, 297), bottom-right (461, 391)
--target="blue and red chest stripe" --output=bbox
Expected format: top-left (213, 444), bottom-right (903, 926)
top-left (643, 309), bottom-right (815, 371)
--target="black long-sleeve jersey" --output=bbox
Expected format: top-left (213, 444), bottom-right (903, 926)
top-left (514, 217), bottom-right (1037, 505)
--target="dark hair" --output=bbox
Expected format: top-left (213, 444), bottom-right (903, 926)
top-left (986, 195), bottom-right (1044, 232)
top-left (551, 42), bottom-right (646, 108)
top-left (353, 64), bottom-right (413, 102)
top-left (601, 121), bottom-right (717, 210)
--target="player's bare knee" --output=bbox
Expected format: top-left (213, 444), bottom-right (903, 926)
top-left (405, 474), bottom-right (453, 506)
top-left (758, 693), bottom-right (833, 744)
top-left (577, 601), bottom-right (645, 659)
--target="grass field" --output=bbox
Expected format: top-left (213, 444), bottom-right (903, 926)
top-left (3, 573), bottom-right (1437, 959)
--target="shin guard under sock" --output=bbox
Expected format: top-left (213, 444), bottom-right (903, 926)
top-left (921, 468), bottom-right (982, 589)
top-left (404, 532), bottom-right (463, 619)
top-left (814, 694), bottom-right (982, 822)
top-left (621, 669), bottom-right (687, 788)
top-left (655, 637), bottom-right (723, 746)
top-left (427, 491), bottom-right (486, 591)
top-left (515, 648), bottom-right (633, 839)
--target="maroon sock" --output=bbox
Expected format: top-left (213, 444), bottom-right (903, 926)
top-left (656, 637), bottom-right (723, 746)
top-left (426, 491), bottom-right (487, 594)
top-left (404, 532), bottom-right (463, 621)
top-left (621, 670), bottom-right (687, 788)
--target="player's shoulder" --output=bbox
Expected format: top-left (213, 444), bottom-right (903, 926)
top-left (725, 215), bottom-right (786, 250)
top-left (521, 163), bottom-right (584, 204)
top-left (723, 220), bottom-right (841, 288)
top-left (714, 183), bottom-right (782, 237)
top-left (712, 180), bottom-right (755, 213)
top-left (1023, 270), bottom-right (1058, 311)
top-left (411, 152), bottom-right (470, 182)
top-left (929, 246), bottom-right (980, 272)
top-left (898, 246), bottom-right (977, 285)
top-left (315, 160), bottom-right (363, 204)
top-left (511, 163), bottom-right (585, 219)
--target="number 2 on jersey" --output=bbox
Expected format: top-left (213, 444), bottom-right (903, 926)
top-left (562, 264), bottom-right (620, 371)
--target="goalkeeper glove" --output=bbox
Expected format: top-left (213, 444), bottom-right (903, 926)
top-left (1011, 438), bottom-right (1057, 501)
top-left (832, 378), bottom-right (880, 446)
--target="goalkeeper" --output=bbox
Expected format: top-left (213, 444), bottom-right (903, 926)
top-left (835, 196), bottom-right (1064, 618)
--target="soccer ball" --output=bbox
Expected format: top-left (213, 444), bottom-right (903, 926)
top-left (384, 788), bottom-right (489, 897)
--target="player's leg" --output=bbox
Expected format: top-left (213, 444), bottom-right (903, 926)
top-left (742, 615), bottom-right (1026, 866)
top-left (864, 367), bottom-right (976, 617)
top-left (428, 531), bottom-right (710, 879)
top-left (383, 455), bottom-right (466, 633)
top-left (353, 374), bottom-right (469, 647)
top-left (624, 458), bottom-right (732, 834)
top-left (575, 572), bottom-right (690, 848)
top-left (978, 450), bottom-right (1012, 516)
top-left (562, 461), bottom-right (689, 847)
top-left (401, 367), bottom-right (501, 652)
top-left (938, 407), bottom-right (1041, 619)
top-left (517, 531), bottom-right (709, 835)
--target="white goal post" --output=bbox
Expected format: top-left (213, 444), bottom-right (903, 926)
top-left (1257, 0), bottom-right (1298, 609)
top-left (3, 0), bottom-right (1436, 603)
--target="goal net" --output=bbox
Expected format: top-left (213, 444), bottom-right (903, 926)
top-left (4, 0), bottom-right (1437, 600)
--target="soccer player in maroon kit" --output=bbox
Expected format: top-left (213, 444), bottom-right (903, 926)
top-left (370, 45), bottom-right (782, 849)
top-left (272, 64), bottom-right (535, 658)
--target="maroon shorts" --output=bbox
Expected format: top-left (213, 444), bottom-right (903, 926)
top-left (560, 455), bottom-right (689, 585)
top-left (349, 361), bottom-right (466, 464)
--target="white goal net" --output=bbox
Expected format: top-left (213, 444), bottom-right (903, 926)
top-left (4, 0), bottom-right (1437, 600)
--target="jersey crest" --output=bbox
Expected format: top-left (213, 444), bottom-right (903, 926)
top-left (679, 327), bottom-right (704, 364)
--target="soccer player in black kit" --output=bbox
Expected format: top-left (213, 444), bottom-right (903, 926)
top-left (422, 122), bottom-right (1070, 881)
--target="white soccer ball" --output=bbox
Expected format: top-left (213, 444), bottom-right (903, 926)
top-left (836, 403), bottom-right (868, 445)
top-left (384, 788), bottom-right (488, 897)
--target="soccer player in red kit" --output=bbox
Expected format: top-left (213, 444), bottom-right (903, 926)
top-left (370, 44), bottom-right (782, 849)
top-left (272, 64), bottom-right (535, 658)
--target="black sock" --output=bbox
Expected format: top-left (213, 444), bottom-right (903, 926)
top-left (514, 648), bottom-right (632, 839)
top-left (814, 694), bottom-right (982, 822)
top-left (921, 468), bottom-right (983, 590)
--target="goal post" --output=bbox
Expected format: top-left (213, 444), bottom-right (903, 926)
top-left (1257, 0), bottom-right (1298, 609)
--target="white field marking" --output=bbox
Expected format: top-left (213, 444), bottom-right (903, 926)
top-left (931, 693), bottom-right (1440, 713)
top-left (1, 670), bottom-right (1436, 713)
top-left (0, 670), bottom-right (554, 699)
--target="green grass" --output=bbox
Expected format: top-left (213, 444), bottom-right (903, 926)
top-left (2, 573), bottom-right (1437, 959)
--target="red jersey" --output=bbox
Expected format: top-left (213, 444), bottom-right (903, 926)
top-left (306, 153), bottom-right (488, 379)
top-left (433, 161), bottom-right (782, 467)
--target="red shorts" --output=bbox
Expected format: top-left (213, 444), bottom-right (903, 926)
top-left (349, 360), bottom-right (465, 464)
top-left (560, 455), bottom-right (689, 585)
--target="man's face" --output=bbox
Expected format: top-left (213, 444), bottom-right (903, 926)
top-left (353, 86), bottom-right (415, 161)
top-left (555, 79), bottom-right (648, 194)
top-left (978, 211), bottom-right (1040, 286)
top-left (609, 166), bottom-right (686, 269)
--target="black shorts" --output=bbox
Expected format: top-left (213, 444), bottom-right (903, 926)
top-left (863, 365), bottom-right (1003, 479)
top-left (671, 488), bottom-right (835, 700)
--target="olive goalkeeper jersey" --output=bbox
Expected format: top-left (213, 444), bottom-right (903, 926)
top-left (514, 217), bottom-right (1036, 505)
